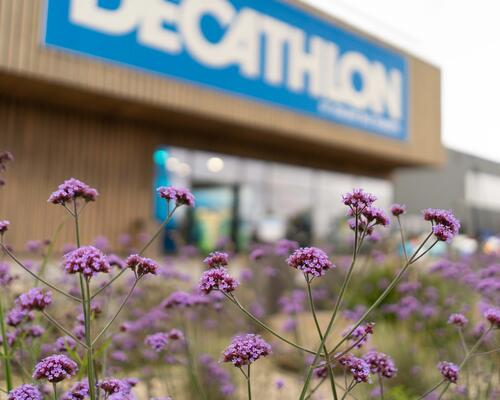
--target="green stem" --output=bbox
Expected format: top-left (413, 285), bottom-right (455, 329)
top-left (246, 365), bottom-right (252, 400)
top-left (72, 201), bottom-right (97, 400)
top-left (299, 215), bottom-right (364, 400)
top-left (224, 293), bottom-right (320, 356)
top-left (0, 296), bottom-right (13, 391)
top-left (41, 311), bottom-right (87, 349)
top-left (396, 216), bottom-right (408, 261)
top-left (53, 383), bottom-right (57, 400)
top-left (91, 207), bottom-right (177, 299)
top-left (378, 374), bottom-right (384, 400)
top-left (92, 279), bottom-right (139, 346)
top-left (305, 276), bottom-right (338, 400)
top-left (1, 245), bottom-right (81, 303)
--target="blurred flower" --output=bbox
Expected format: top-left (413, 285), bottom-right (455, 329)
top-left (363, 351), bottom-right (397, 379)
top-left (484, 308), bottom-right (500, 328)
top-left (448, 313), bottom-right (468, 327)
top-left (145, 332), bottom-right (169, 352)
top-left (16, 288), bottom-right (52, 312)
top-left (61, 380), bottom-right (89, 400)
top-left (437, 361), bottom-right (459, 383)
top-left (0, 219), bottom-right (10, 235)
top-left (125, 254), bottom-right (158, 277)
top-left (157, 186), bottom-right (195, 207)
top-left (55, 336), bottom-right (77, 353)
top-left (222, 334), bottom-right (271, 367)
top-left (203, 251), bottom-right (229, 268)
top-left (390, 203), bottom-right (406, 216)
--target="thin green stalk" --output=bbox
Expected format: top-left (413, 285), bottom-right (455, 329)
top-left (396, 216), bottom-right (408, 261)
top-left (330, 232), bottom-right (434, 355)
top-left (41, 311), bottom-right (87, 349)
top-left (305, 276), bottom-right (338, 399)
top-left (378, 374), bottom-right (384, 400)
top-left (1, 245), bottom-right (81, 303)
top-left (299, 215), bottom-right (364, 399)
top-left (92, 279), bottom-right (139, 345)
top-left (224, 293), bottom-right (320, 356)
top-left (246, 365), bottom-right (252, 400)
top-left (52, 383), bottom-right (57, 400)
top-left (0, 296), bottom-right (13, 391)
top-left (304, 377), bottom-right (326, 400)
top-left (0, 386), bottom-right (8, 394)
top-left (91, 207), bottom-right (177, 299)
top-left (436, 327), bottom-right (493, 400)
top-left (72, 200), bottom-right (97, 400)
top-left (183, 325), bottom-right (207, 400)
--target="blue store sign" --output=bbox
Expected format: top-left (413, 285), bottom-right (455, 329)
top-left (44, 0), bottom-right (409, 140)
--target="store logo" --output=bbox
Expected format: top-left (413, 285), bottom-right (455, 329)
top-left (44, 0), bottom-right (409, 140)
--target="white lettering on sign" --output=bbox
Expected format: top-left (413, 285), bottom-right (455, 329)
top-left (70, 0), bottom-right (403, 122)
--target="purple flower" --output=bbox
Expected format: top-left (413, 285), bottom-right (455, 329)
top-left (361, 207), bottom-right (390, 227)
top-left (0, 262), bottom-right (14, 286)
top-left (0, 220), bottom-right (10, 235)
top-left (33, 354), bottom-right (78, 383)
top-left (125, 254), bottom-right (159, 277)
top-left (162, 291), bottom-right (207, 309)
top-left (423, 208), bottom-right (460, 242)
top-left (279, 290), bottom-right (306, 314)
top-left (484, 308), bottom-right (500, 328)
top-left (342, 189), bottom-right (377, 213)
top-left (437, 361), bottom-right (459, 383)
top-left (363, 351), bottom-right (397, 379)
top-left (145, 332), bottom-right (169, 352)
top-left (275, 239), bottom-right (299, 256)
top-left (222, 334), bottom-right (271, 367)
top-left (343, 323), bottom-right (374, 348)
top-left (199, 267), bottom-right (239, 294)
top-left (448, 313), bottom-right (468, 327)
top-left (275, 378), bottom-right (285, 390)
top-left (157, 186), bottom-right (195, 207)
top-left (16, 288), bottom-right (52, 311)
top-left (336, 355), bottom-right (371, 383)
top-left (27, 325), bottom-right (45, 338)
top-left (55, 336), bottom-right (77, 352)
top-left (7, 308), bottom-right (32, 327)
top-left (167, 328), bottom-right (184, 341)
top-left (286, 247), bottom-right (334, 278)
top-left (48, 178), bottom-right (98, 205)
top-left (8, 384), bottom-right (43, 400)
top-left (390, 203), bottom-right (406, 216)
top-left (98, 378), bottom-right (131, 396)
top-left (61, 380), bottom-right (89, 400)
top-left (64, 246), bottom-right (110, 279)
top-left (203, 251), bottom-right (229, 268)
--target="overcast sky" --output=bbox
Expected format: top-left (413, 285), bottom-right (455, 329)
top-left (307, 0), bottom-right (498, 162)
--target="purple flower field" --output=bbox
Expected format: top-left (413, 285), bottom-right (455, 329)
top-left (0, 152), bottom-right (498, 400)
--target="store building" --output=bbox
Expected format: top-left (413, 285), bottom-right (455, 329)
top-left (0, 0), bottom-right (442, 250)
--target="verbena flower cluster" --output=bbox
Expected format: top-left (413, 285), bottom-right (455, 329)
top-left (203, 251), bottom-right (229, 268)
top-left (16, 288), bottom-right (52, 312)
top-left (362, 350), bottom-right (397, 379)
top-left (437, 361), bottom-right (460, 383)
top-left (125, 254), bottom-right (159, 277)
top-left (336, 354), bottom-right (371, 383)
top-left (33, 354), bottom-right (78, 383)
top-left (63, 246), bottom-right (110, 278)
top-left (157, 186), bottom-right (195, 207)
top-left (0, 219), bottom-right (9, 235)
top-left (286, 247), bottom-right (334, 277)
top-left (448, 313), bottom-right (468, 327)
top-left (423, 208), bottom-right (461, 242)
top-left (7, 384), bottom-right (42, 400)
top-left (390, 203), bottom-right (406, 216)
top-left (342, 188), bottom-right (377, 213)
top-left (199, 267), bottom-right (239, 294)
top-left (222, 334), bottom-right (271, 367)
top-left (48, 178), bottom-right (98, 205)
top-left (484, 308), bottom-right (500, 328)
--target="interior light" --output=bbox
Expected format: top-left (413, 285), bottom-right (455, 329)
top-left (207, 157), bottom-right (224, 173)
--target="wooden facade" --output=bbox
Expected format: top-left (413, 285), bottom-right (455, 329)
top-left (0, 0), bottom-right (443, 248)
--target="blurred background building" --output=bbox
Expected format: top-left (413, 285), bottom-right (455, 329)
top-left (0, 0), bottom-right (445, 251)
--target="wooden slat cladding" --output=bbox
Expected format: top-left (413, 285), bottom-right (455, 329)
top-left (0, 0), bottom-right (444, 169)
top-left (0, 96), bottom-right (156, 251)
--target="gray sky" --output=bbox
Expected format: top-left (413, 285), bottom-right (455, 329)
top-left (306, 0), bottom-right (498, 162)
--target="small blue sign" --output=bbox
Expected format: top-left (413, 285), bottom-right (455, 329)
top-left (44, 0), bottom-right (409, 140)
